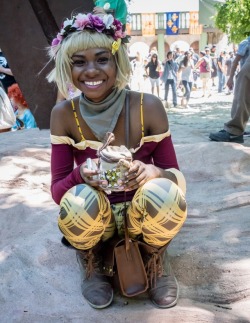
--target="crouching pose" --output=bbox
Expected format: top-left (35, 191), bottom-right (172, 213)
top-left (48, 11), bottom-right (187, 309)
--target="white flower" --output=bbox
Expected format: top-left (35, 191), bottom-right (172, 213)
top-left (103, 14), bottom-right (114, 29)
top-left (103, 3), bottom-right (110, 10)
top-left (74, 13), bottom-right (88, 21)
top-left (62, 18), bottom-right (73, 29)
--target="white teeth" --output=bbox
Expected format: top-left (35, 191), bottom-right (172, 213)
top-left (85, 81), bottom-right (102, 86)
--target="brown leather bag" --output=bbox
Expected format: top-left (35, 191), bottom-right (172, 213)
top-left (103, 214), bottom-right (149, 297)
top-left (115, 208), bottom-right (149, 296)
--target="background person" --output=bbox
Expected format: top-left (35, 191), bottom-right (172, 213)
top-left (195, 51), bottom-right (211, 98)
top-left (145, 53), bottom-right (162, 98)
top-left (0, 48), bottom-right (16, 93)
top-left (0, 85), bottom-right (16, 132)
top-left (226, 35), bottom-right (250, 91)
top-left (209, 55), bottom-right (250, 143)
top-left (130, 52), bottom-right (144, 91)
top-left (93, 0), bottom-right (128, 30)
top-left (217, 50), bottom-right (226, 93)
top-left (7, 83), bottom-right (37, 130)
top-left (225, 51), bottom-right (235, 94)
top-left (161, 51), bottom-right (178, 108)
top-left (210, 44), bottom-right (218, 87)
top-left (48, 12), bottom-right (187, 310)
top-left (178, 51), bottom-right (194, 108)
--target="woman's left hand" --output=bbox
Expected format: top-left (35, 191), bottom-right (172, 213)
top-left (124, 160), bottom-right (160, 191)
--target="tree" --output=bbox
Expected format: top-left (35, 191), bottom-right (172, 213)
top-left (214, 0), bottom-right (250, 43)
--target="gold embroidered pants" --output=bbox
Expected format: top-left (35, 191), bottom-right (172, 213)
top-left (58, 178), bottom-right (187, 250)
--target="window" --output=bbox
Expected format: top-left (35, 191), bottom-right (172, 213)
top-left (179, 12), bottom-right (190, 29)
top-left (156, 13), bottom-right (166, 29)
top-left (130, 14), bottom-right (141, 31)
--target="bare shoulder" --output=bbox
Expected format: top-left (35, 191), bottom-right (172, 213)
top-left (129, 91), bottom-right (169, 135)
top-left (50, 99), bottom-right (74, 135)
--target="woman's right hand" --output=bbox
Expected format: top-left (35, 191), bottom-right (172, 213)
top-left (80, 160), bottom-right (108, 189)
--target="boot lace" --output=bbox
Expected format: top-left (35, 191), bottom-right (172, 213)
top-left (77, 249), bottom-right (102, 279)
top-left (145, 251), bottom-right (164, 288)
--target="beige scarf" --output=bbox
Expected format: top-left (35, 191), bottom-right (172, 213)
top-left (79, 88), bottom-right (127, 142)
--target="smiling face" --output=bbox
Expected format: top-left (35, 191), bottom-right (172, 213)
top-left (71, 47), bottom-right (117, 102)
top-left (50, 30), bottom-right (131, 99)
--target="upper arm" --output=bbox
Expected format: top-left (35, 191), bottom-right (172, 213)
top-left (50, 100), bottom-right (72, 136)
top-left (143, 94), bottom-right (169, 136)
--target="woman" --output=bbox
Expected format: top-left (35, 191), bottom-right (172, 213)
top-left (131, 52), bottom-right (144, 91)
top-left (145, 53), bottom-right (161, 98)
top-left (48, 12), bottom-right (187, 309)
top-left (161, 51), bottom-right (178, 108)
top-left (7, 83), bottom-right (37, 130)
top-left (178, 51), bottom-right (194, 108)
top-left (195, 51), bottom-right (211, 98)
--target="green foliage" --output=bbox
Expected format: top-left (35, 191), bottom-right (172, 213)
top-left (214, 0), bottom-right (250, 43)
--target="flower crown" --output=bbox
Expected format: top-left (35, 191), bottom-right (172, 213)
top-left (51, 13), bottom-right (130, 55)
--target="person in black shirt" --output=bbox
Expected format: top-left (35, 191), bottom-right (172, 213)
top-left (0, 49), bottom-right (16, 93)
top-left (145, 53), bottom-right (161, 98)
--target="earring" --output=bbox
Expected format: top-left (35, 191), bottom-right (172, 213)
top-left (67, 83), bottom-right (75, 99)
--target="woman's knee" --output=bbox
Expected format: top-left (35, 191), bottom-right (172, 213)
top-left (134, 178), bottom-right (186, 213)
top-left (59, 184), bottom-right (107, 222)
top-left (135, 178), bottom-right (187, 246)
top-left (58, 184), bottom-right (112, 249)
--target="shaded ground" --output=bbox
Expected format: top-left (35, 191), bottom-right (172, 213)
top-left (0, 87), bottom-right (250, 322)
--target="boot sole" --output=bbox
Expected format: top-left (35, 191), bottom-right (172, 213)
top-left (85, 290), bottom-right (114, 309)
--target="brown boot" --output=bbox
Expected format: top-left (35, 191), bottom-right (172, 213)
top-left (76, 244), bottom-right (113, 309)
top-left (139, 243), bottom-right (179, 308)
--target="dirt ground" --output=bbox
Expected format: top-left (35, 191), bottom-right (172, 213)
top-left (0, 86), bottom-right (250, 322)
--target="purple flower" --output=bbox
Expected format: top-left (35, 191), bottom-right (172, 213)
top-left (88, 13), bottom-right (105, 32)
top-left (113, 19), bottom-right (123, 32)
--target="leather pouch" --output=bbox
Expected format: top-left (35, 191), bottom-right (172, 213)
top-left (114, 239), bottom-right (148, 297)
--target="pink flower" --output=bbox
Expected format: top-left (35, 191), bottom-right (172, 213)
top-left (73, 13), bottom-right (90, 30)
top-left (114, 29), bottom-right (125, 40)
top-left (51, 33), bottom-right (63, 46)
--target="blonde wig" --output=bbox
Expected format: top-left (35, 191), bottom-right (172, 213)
top-left (47, 30), bottom-right (131, 98)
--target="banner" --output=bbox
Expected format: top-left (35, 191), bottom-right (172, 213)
top-left (166, 12), bottom-right (180, 35)
top-left (189, 11), bottom-right (203, 35)
top-left (141, 13), bottom-right (155, 36)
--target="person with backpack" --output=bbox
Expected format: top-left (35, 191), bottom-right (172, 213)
top-left (194, 51), bottom-right (211, 98)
